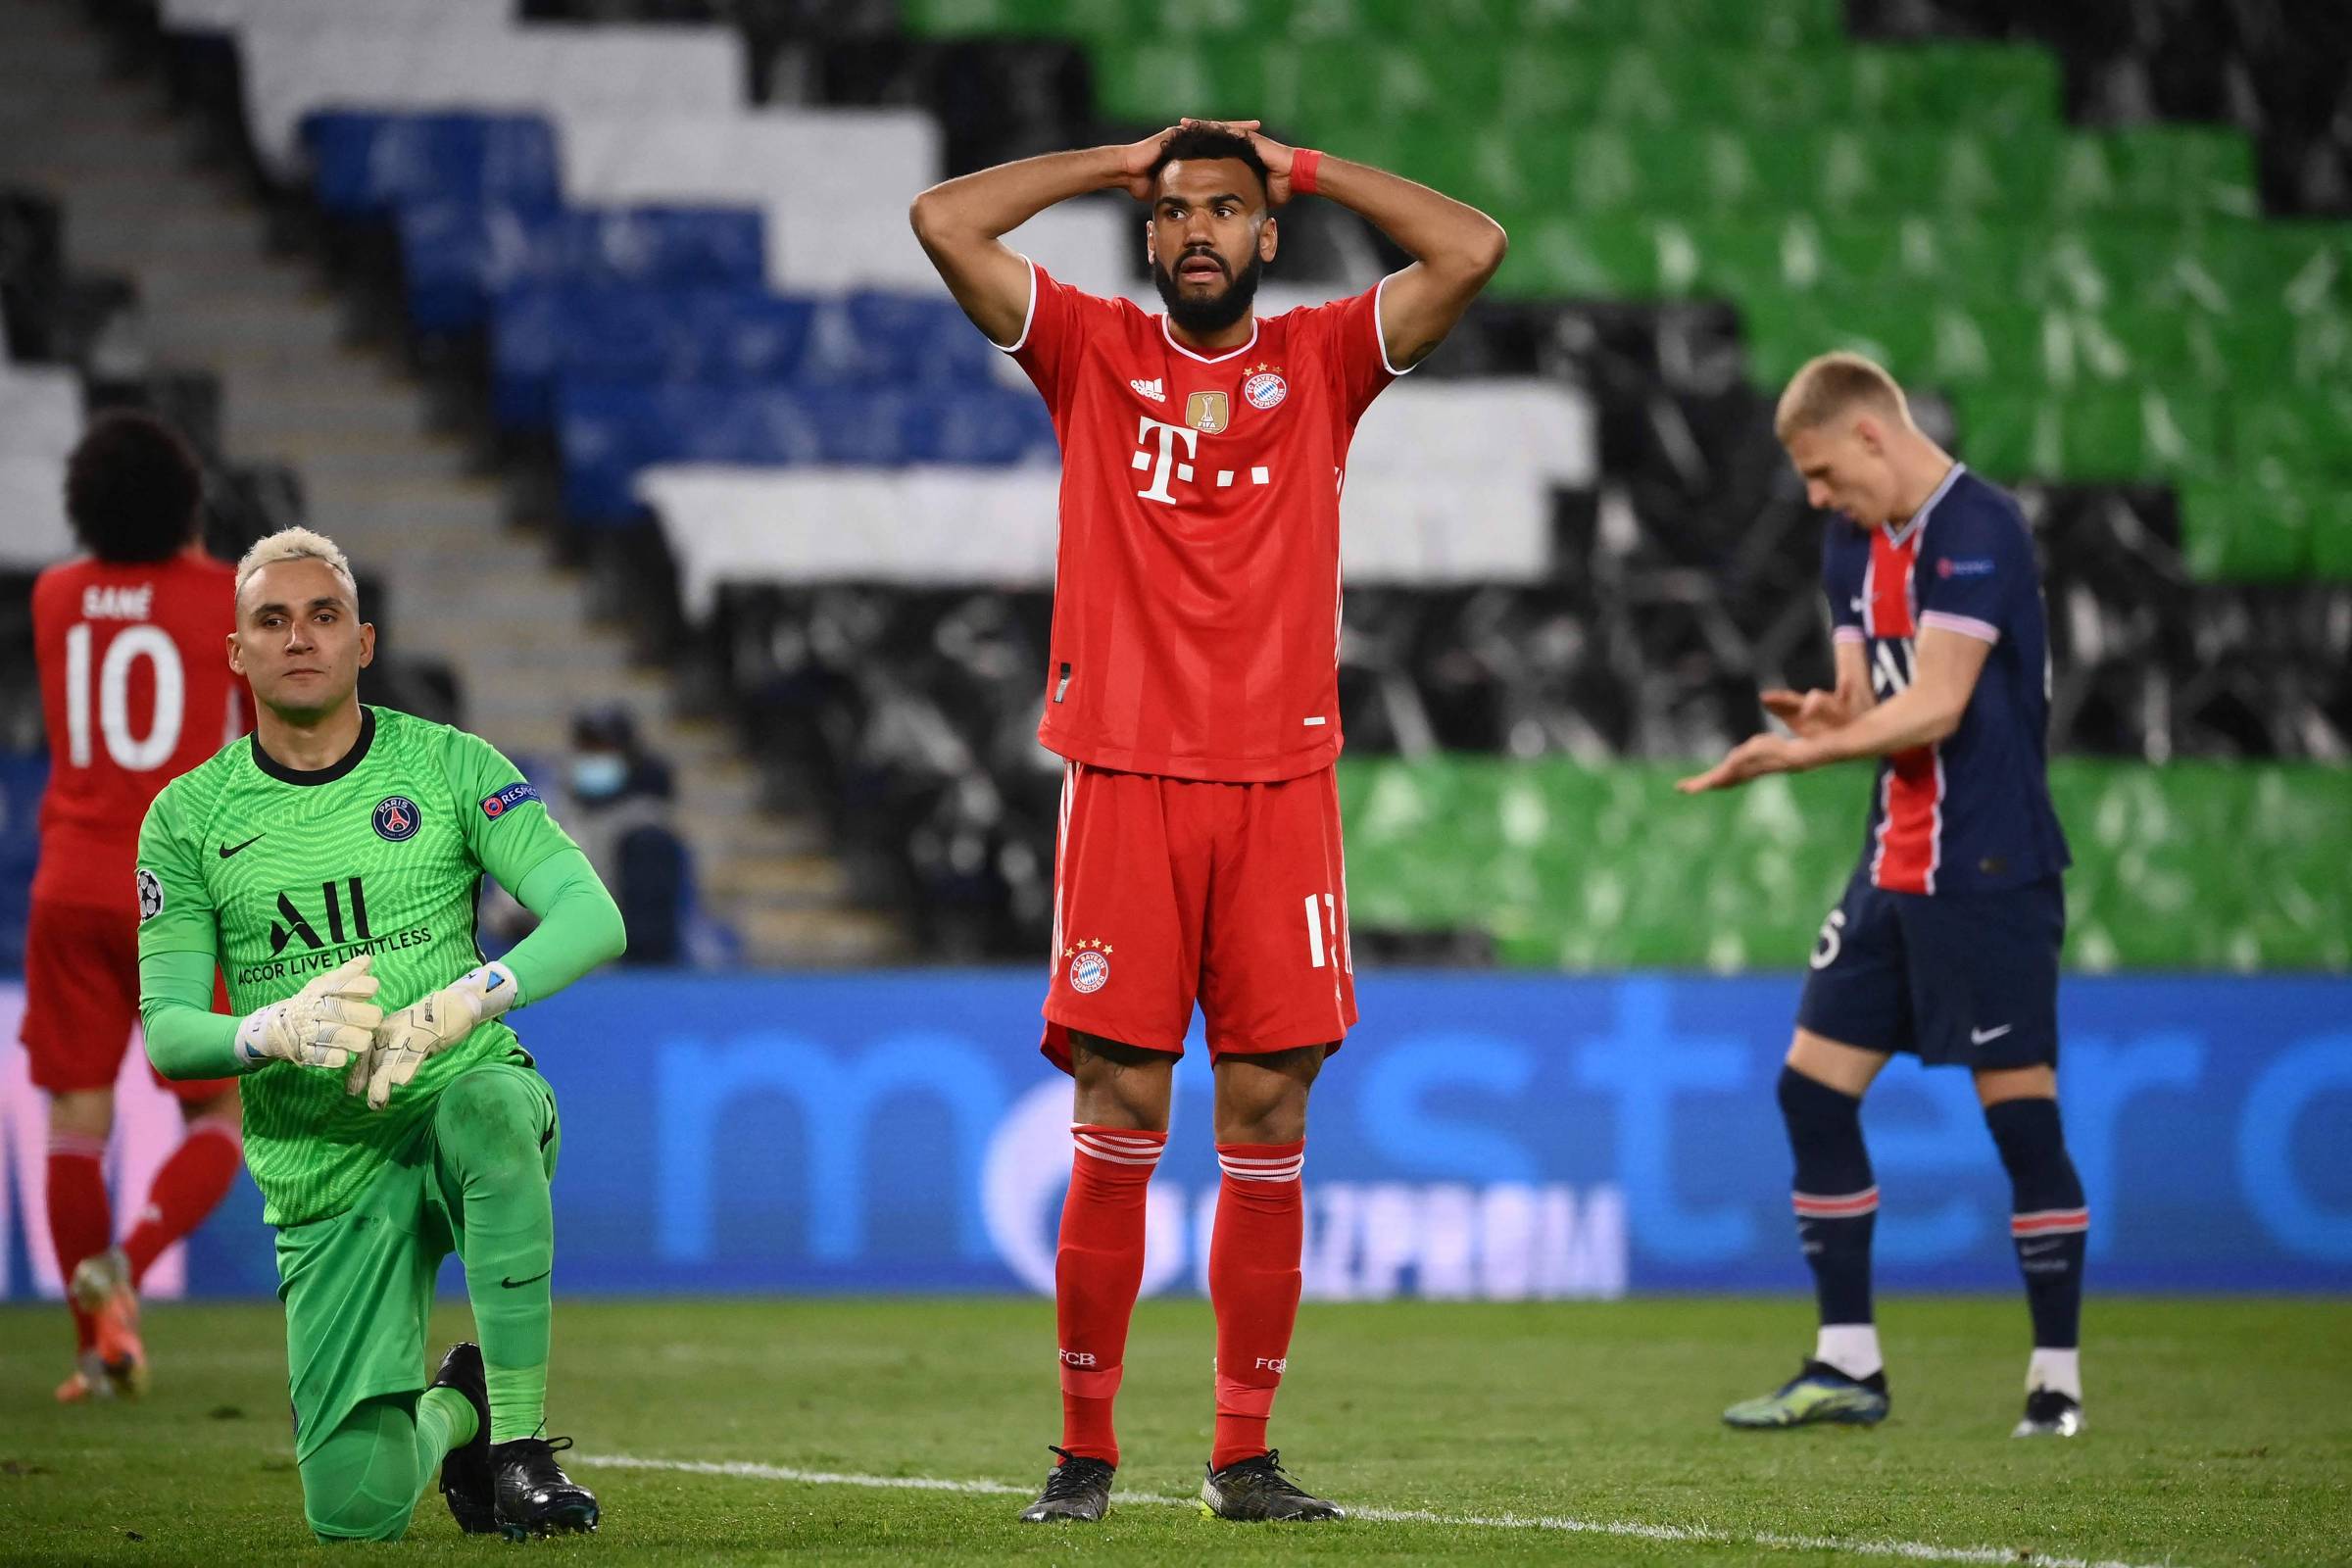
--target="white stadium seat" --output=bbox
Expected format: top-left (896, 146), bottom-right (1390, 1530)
top-left (0, 455), bottom-right (74, 569)
top-left (239, 23), bottom-right (744, 178)
top-left (635, 373), bottom-right (1592, 618)
top-left (560, 111), bottom-right (946, 291)
top-left (0, 365), bottom-right (84, 463)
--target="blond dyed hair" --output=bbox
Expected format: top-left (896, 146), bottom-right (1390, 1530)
top-left (1775, 352), bottom-right (1913, 444)
top-left (236, 525), bottom-right (359, 607)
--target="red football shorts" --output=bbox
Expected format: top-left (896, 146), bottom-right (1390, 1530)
top-left (1041, 761), bottom-right (1356, 1073)
top-left (21, 896), bottom-right (236, 1101)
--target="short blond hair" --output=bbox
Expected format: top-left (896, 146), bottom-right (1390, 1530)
top-left (236, 526), bottom-right (359, 607)
top-left (1775, 352), bottom-right (1912, 444)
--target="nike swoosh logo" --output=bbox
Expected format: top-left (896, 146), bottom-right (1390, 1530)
top-left (500, 1269), bottom-right (551, 1290)
top-left (1971, 1024), bottom-right (2014, 1044)
top-left (219, 834), bottom-right (266, 858)
top-left (2018, 1239), bottom-right (2065, 1255)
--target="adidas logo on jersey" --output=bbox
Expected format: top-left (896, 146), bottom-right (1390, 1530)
top-left (1130, 377), bottom-right (1165, 402)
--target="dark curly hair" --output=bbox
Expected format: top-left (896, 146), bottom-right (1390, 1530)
top-left (1149, 125), bottom-right (1271, 203)
top-left (64, 411), bottom-right (205, 564)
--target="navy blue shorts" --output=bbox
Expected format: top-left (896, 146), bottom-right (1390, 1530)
top-left (1795, 871), bottom-right (2065, 1070)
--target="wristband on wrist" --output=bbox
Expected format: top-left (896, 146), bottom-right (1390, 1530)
top-left (1290, 147), bottom-right (1322, 197)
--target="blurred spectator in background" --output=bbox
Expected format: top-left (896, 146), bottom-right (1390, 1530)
top-left (558, 707), bottom-right (687, 964)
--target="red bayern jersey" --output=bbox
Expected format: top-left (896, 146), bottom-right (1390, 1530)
top-left (31, 550), bottom-right (247, 909)
top-left (1005, 261), bottom-right (1406, 781)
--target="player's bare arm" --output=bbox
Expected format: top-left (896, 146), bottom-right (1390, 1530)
top-left (1180, 119), bottom-right (1507, 369)
top-left (909, 127), bottom-right (1179, 346)
top-left (1679, 627), bottom-right (1991, 794)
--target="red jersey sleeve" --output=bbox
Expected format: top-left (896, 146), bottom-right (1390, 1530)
top-left (1297, 273), bottom-right (1410, 429)
top-left (1003, 259), bottom-right (1109, 420)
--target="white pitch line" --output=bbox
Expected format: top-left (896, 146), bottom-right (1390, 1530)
top-left (578, 1452), bottom-right (2182, 1568)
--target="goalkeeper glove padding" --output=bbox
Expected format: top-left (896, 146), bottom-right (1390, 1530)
top-left (234, 954), bottom-right (383, 1071)
top-left (355, 960), bottom-right (519, 1111)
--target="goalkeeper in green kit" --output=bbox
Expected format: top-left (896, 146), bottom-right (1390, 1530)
top-left (135, 528), bottom-right (626, 1543)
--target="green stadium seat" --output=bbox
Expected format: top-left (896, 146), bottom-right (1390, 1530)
top-left (2177, 481), bottom-right (2314, 582)
top-left (1955, 388), bottom-right (2217, 482)
top-left (2100, 126), bottom-right (2261, 218)
top-left (2310, 490), bottom-right (2352, 581)
top-left (1494, 213), bottom-right (1662, 298)
top-left (2235, 392), bottom-right (2352, 480)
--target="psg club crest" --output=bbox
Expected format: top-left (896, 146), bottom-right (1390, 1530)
top-left (1242, 365), bottom-right (1288, 411)
top-left (1065, 937), bottom-right (1112, 994)
top-left (135, 867), bottom-right (164, 922)
top-left (372, 795), bottom-right (421, 843)
top-left (1184, 390), bottom-right (1230, 434)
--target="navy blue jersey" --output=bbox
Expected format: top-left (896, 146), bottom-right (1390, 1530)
top-left (1821, 465), bottom-right (2071, 895)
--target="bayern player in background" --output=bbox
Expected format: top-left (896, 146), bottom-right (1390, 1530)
top-left (25, 412), bottom-right (247, 1401)
top-left (1680, 354), bottom-right (2088, 1440)
top-left (911, 121), bottom-right (1505, 1521)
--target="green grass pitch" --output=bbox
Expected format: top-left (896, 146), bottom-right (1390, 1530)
top-left (4, 1296), bottom-right (2346, 1565)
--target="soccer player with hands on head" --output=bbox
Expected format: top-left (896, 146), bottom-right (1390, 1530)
top-left (913, 116), bottom-right (1505, 1523)
top-left (134, 528), bottom-right (627, 1542)
top-left (1682, 355), bottom-right (2088, 1440)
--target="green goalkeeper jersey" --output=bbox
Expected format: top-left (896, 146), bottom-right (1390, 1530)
top-left (136, 706), bottom-right (581, 1226)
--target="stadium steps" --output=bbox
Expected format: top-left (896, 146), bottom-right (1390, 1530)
top-left (0, 0), bottom-right (892, 966)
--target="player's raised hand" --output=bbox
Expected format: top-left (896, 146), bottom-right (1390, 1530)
top-left (357, 960), bottom-right (518, 1110)
top-left (1677, 733), bottom-right (1814, 795)
top-left (1114, 125), bottom-right (1184, 199)
top-left (1179, 118), bottom-right (1297, 203)
top-left (233, 954), bottom-right (382, 1071)
top-left (1760, 687), bottom-right (1851, 738)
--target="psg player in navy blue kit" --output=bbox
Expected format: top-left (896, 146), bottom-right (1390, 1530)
top-left (1681, 354), bottom-right (2085, 1439)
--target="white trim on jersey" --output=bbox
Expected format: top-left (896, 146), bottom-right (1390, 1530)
top-left (1160, 313), bottom-right (1259, 364)
top-left (1372, 271), bottom-right (1415, 378)
top-left (1833, 625), bottom-right (1866, 645)
top-left (1920, 609), bottom-right (2001, 645)
top-left (993, 255), bottom-right (1041, 354)
top-left (1886, 461), bottom-right (1966, 549)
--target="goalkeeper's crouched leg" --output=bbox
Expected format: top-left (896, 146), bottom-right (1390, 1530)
top-left (301, 1396), bottom-right (425, 1544)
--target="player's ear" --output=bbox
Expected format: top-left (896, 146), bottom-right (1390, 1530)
top-left (224, 631), bottom-right (243, 676)
top-left (1849, 414), bottom-right (1885, 455)
top-left (1258, 215), bottom-right (1278, 264)
top-left (357, 621), bottom-right (376, 670)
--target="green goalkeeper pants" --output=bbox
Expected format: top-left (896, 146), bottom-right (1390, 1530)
top-left (278, 1059), bottom-right (560, 1544)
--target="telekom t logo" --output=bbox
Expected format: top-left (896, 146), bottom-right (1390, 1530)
top-left (1132, 415), bottom-right (1274, 505)
top-left (1133, 415), bottom-right (1199, 506)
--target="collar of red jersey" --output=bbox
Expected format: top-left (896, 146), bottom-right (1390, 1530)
top-left (1159, 314), bottom-right (1260, 366)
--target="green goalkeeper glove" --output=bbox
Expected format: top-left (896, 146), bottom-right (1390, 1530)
top-left (234, 954), bottom-right (383, 1071)
top-left (354, 960), bottom-right (519, 1110)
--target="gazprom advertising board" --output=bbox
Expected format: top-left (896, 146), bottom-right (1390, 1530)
top-left (3, 973), bottom-right (2345, 1299)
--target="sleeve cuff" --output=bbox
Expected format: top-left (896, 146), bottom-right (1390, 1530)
top-left (1920, 610), bottom-right (2000, 645)
top-left (1372, 272), bottom-right (1411, 377)
top-left (993, 255), bottom-right (1040, 354)
top-left (1832, 626), bottom-right (1866, 645)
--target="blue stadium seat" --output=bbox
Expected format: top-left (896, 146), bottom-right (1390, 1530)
top-left (399, 201), bottom-right (765, 333)
top-left (303, 112), bottom-right (561, 219)
top-left (491, 286), bottom-right (820, 430)
top-left (556, 381), bottom-right (1060, 522)
top-left (817, 292), bottom-right (1004, 388)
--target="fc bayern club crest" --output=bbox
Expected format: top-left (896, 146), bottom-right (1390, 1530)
top-left (1242, 366), bottom-right (1288, 411)
top-left (372, 795), bottom-right (421, 842)
top-left (1065, 937), bottom-right (1112, 994)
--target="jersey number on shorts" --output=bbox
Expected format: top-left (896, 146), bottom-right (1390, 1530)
top-left (1809, 907), bottom-right (1847, 971)
top-left (63, 621), bottom-right (183, 771)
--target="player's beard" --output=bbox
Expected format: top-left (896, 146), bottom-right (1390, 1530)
top-left (1153, 247), bottom-right (1264, 336)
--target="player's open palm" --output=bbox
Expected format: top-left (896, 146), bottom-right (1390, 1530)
top-left (356, 960), bottom-right (519, 1110)
top-left (1177, 118), bottom-right (1296, 202)
top-left (234, 954), bottom-right (383, 1071)
top-left (1115, 125), bottom-right (1184, 199)
top-left (1760, 687), bottom-right (1850, 737)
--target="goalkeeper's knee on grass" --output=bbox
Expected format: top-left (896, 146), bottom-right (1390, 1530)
top-left (301, 1396), bottom-right (422, 1544)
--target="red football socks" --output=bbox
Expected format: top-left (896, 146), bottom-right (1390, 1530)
top-left (1054, 1125), bottom-right (1166, 1467)
top-left (1208, 1140), bottom-right (1306, 1471)
top-left (46, 1131), bottom-right (110, 1352)
top-left (122, 1114), bottom-right (242, 1285)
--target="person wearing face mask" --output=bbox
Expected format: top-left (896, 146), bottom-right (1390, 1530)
top-left (556, 708), bottom-right (685, 966)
